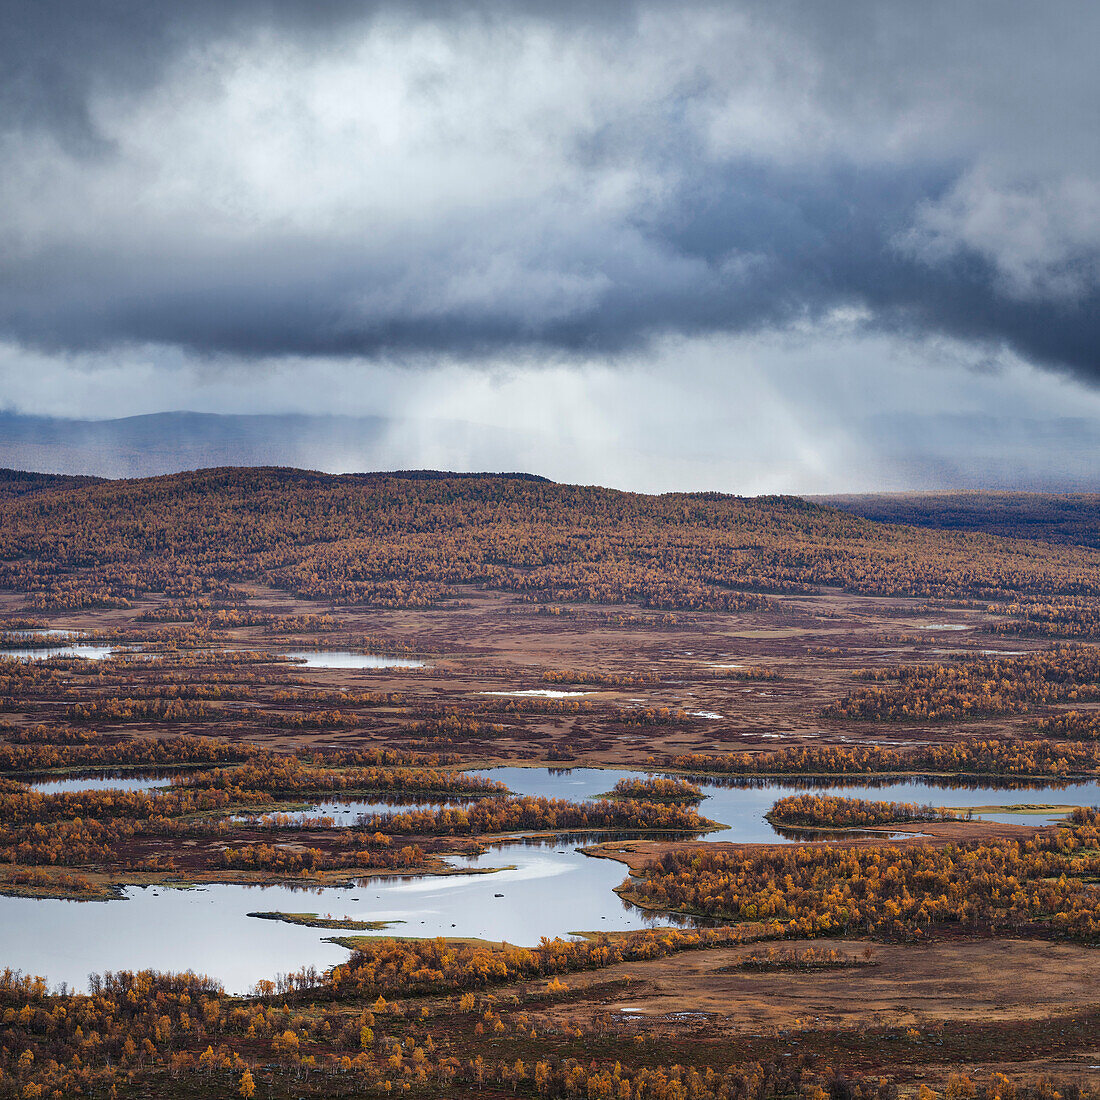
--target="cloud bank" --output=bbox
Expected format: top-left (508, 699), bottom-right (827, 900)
top-left (0, 1), bottom-right (1098, 492)
top-left (1, 0), bottom-right (1098, 377)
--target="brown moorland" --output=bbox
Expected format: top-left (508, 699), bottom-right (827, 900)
top-left (1, 471), bottom-right (1100, 1097)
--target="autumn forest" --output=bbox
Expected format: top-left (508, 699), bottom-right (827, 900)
top-left (2, 470), bottom-right (1100, 1099)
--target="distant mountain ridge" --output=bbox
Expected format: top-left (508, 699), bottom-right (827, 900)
top-left (0, 410), bottom-right (539, 480)
top-left (3, 408), bottom-right (1100, 494)
top-left (820, 491), bottom-right (1100, 548)
top-left (0, 410), bottom-right (387, 478)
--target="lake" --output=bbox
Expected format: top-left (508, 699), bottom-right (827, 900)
top-left (280, 651), bottom-right (428, 669)
top-left (1, 766), bottom-right (1094, 992)
top-left (27, 773), bottom-right (176, 795)
top-left (0, 644), bottom-right (114, 661)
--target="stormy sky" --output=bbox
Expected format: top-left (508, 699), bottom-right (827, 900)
top-left (1, 0), bottom-right (1098, 492)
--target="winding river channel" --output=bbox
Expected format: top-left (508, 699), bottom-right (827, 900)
top-left (1, 767), bottom-right (1097, 993)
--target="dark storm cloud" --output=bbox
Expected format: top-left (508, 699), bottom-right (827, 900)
top-left (0, 0), bottom-right (634, 146)
top-left (0, 0), bottom-right (1098, 381)
top-left (0, 0), bottom-right (350, 149)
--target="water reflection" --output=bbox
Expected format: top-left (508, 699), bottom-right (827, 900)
top-left (281, 651), bottom-right (428, 669)
top-left (478, 689), bottom-right (593, 699)
top-left (233, 795), bottom-right (472, 828)
top-left (2, 764), bottom-right (1096, 992)
top-left (467, 766), bottom-right (1099, 834)
top-left (2, 629), bottom-right (81, 640)
top-left (767, 825), bottom-right (923, 842)
top-left (0, 644), bottom-right (114, 661)
top-left (26, 773), bottom-right (175, 795)
top-left (0, 886), bottom-right (350, 995)
top-left (0, 839), bottom-right (665, 994)
top-left (681, 773), bottom-right (1098, 792)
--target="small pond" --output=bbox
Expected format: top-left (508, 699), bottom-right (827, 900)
top-left (280, 651), bottom-right (428, 670)
top-left (0, 644), bottom-right (114, 661)
top-left (478, 689), bottom-right (594, 699)
top-left (233, 796), bottom-right (473, 827)
top-left (2, 629), bottom-right (81, 640)
top-left (26, 773), bottom-right (176, 795)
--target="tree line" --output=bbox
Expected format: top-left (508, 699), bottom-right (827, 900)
top-left (823, 645), bottom-right (1100, 721)
top-left (766, 795), bottom-right (959, 828)
top-left (625, 808), bottom-right (1100, 941)
top-left (3, 469), bottom-right (1100, 612)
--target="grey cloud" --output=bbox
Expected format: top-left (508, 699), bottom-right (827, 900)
top-left (0, 0), bottom-right (448, 147)
top-left (0, 1), bottom-right (1098, 382)
top-left (0, 0), bottom-right (636, 148)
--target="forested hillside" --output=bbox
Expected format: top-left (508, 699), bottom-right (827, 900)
top-left (0, 467), bottom-right (103, 500)
top-left (1, 468), bottom-right (1098, 611)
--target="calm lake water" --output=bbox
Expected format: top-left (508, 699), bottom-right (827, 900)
top-left (0, 886), bottom-right (351, 994)
top-left (27, 774), bottom-right (175, 795)
top-left (281, 651), bottom-right (428, 669)
top-left (2, 767), bottom-right (1096, 992)
top-left (467, 767), bottom-right (1100, 833)
top-left (478, 690), bottom-right (594, 699)
top-left (232, 795), bottom-right (472, 827)
top-left (0, 644), bottom-right (114, 661)
top-left (3, 629), bottom-right (79, 639)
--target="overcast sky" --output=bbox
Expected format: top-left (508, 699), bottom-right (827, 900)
top-left (1, 0), bottom-right (1098, 492)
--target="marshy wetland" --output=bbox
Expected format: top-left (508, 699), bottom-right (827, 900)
top-left (4, 765), bottom-right (1089, 992)
top-left (4, 471), bottom-right (1100, 1096)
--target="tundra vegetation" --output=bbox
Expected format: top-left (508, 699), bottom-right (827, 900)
top-left (2, 470), bottom-right (1100, 1096)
